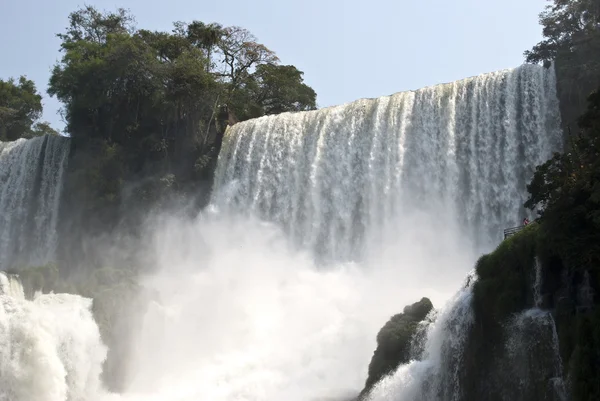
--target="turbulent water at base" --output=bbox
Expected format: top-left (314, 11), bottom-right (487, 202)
top-left (214, 64), bottom-right (562, 259)
top-left (0, 272), bottom-right (107, 401)
top-left (0, 135), bottom-right (70, 270)
top-left (366, 273), bottom-right (477, 401)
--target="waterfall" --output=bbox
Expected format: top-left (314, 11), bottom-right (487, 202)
top-left (534, 256), bottom-right (543, 308)
top-left (0, 273), bottom-right (107, 401)
top-left (0, 272), bottom-right (25, 299)
top-left (494, 256), bottom-right (567, 401)
top-left (366, 272), bottom-right (477, 401)
top-left (0, 134), bottom-right (70, 271)
top-left (214, 64), bottom-right (562, 260)
top-left (0, 65), bottom-right (565, 401)
top-left (501, 309), bottom-right (567, 401)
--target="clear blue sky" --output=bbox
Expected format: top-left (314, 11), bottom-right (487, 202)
top-left (0, 0), bottom-right (547, 131)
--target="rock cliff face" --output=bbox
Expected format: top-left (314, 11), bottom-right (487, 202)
top-left (459, 223), bottom-right (599, 401)
top-left (362, 223), bottom-right (599, 401)
top-left (360, 297), bottom-right (434, 397)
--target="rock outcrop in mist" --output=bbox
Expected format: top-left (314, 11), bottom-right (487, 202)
top-left (361, 297), bottom-right (433, 396)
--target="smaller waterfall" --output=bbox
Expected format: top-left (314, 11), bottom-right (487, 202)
top-left (0, 271), bottom-right (25, 299)
top-left (0, 134), bottom-right (70, 271)
top-left (366, 272), bottom-right (477, 401)
top-left (502, 309), bottom-right (567, 401)
top-left (499, 256), bottom-right (567, 401)
top-left (0, 271), bottom-right (107, 401)
top-left (534, 256), bottom-right (543, 308)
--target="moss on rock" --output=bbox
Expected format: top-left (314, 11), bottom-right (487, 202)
top-left (360, 297), bottom-right (433, 397)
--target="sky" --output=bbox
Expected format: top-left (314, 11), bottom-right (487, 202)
top-left (0, 0), bottom-right (548, 131)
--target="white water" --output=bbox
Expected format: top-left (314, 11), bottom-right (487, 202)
top-left (0, 272), bottom-right (25, 299)
top-left (499, 256), bottom-right (566, 401)
top-left (365, 272), bottom-right (477, 401)
top-left (214, 64), bottom-right (562, 259)
top-left (503, 308), bottom-right (567, 401)
top-left (0, 272), bottom-right (107, 401)
top-left (113, 212), bottom-right (465, 401)
top-left (0, 65), bottom-right (564, 401)
top-left (0, 135), bottom-right (70, 270)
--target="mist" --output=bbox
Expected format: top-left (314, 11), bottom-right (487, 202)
top-left (98, 201), bottom-right (474, 401)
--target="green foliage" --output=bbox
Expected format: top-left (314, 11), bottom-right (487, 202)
top-left (569, 309), bottom-right (600, 400)
top-left (0, 76), bottom-right (57, 140)
top-left (525, 90), bottom-right (600, 271)
top-left (473, 224), bottom-right (539, 338)
top-left (57, 5), bottom-right (135, 45)
top-left (521, 89), bottom-right (600, 401)
top-left (526, 0), bottom-right (600, 131)
top-left (525, 0), bottom-right (600, 67)
top-left (250, 64), bottom-right (317, 115)
top-left (47, 6), bottom-right (317, 224)
top-left (361, 298), bottom-right (433, 396)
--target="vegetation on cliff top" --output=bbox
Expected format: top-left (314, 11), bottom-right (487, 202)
top-left (2, 5), bottom-right (318, 245)
top-left (48, 6), bottom-right (317, 235)
top-left (526, 0), bottom-right (600, 131)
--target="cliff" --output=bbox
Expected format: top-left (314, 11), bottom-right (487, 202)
top-left (462, 222), bottom-right (598, 401)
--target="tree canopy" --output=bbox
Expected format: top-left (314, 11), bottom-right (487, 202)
top-left (525, 89), bottom-right (600, 269)
top-left (0, 76), bottom-right (57, 141)
top-left (525, 0), bottom-right (600, 67)
top-left (41, 6), bottom-right (319, 233)
top-left (47, 6), bottom-right (316, 178)
top-left (525, 0), bottom-right (600, 130)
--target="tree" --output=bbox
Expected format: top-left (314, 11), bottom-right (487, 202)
top-left (525, 0), bottom-right (600, 66)
top-left (525, 88), bottom-right (600, 267)
top-left (48, 5), bottom-right (318, 221)
top-left (57, 5), bottom-right (135, 46)
top-left (251, 64), bottom-right (317, 115)
top-left (186, 21), bottom-right (223, 72)
top-left (0, 76), bottom-right (54, 141)
top-left (215, 26), bottom-right (279, 99)
top-left (525, 0), bottom-right (600, 131)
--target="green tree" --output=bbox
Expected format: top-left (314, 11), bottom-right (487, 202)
top-left (57, 5), bottom-right (135, 45)
top-left (0, 76), bottom-right (52, 141)
top-left (48, 5), bottom-right (318, 223)
top-left (525, 0), bottom-right (600, 66)
top-left (186, 21), bottom-right (223, 72)
top-left (525, 88), bottom-right (600, 268)
top-left (250, 64), bottom-right (317, 115)
top-left (526, 0), bottom-right (600, 131)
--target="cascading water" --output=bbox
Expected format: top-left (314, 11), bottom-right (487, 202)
top-left (501, 309), bottom-right (567, 401)
top-left (214, 64), bottom-right (562, 260)
top-left (0, 272), bottom-right (25, 299)
top-left (0, 65), bottom-right (565, 401)
top-left (365, 272), bottom-right (477, 401)
top-left (495, 257), bottom-right (567, 401)
top-left (0, 272), bottom-right (107, 401)
top-left (0, 134), bottom-right (70, 271)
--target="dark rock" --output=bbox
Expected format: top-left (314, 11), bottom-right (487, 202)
top-left (359, 297), bottom-right (434, 398)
